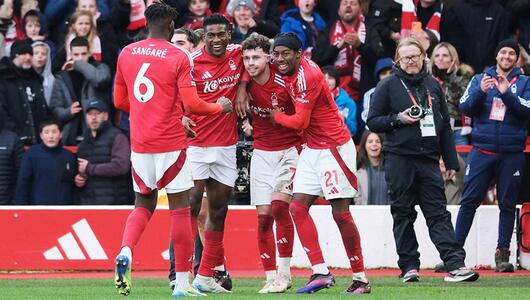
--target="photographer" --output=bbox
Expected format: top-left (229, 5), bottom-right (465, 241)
top-left (367, 37), bottom-right (478, 283)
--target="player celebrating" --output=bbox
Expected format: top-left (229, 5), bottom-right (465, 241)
top-left (269, 32), bottom-right (371, 294)
top-left (112, 3), bottom-right (231, 297)
top-left (185, 14), bottom-right (246, 293)
top-left (241, 34), bottom-right (300, 293)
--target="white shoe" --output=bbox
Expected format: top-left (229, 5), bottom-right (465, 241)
top-left (172, 284), bottom-right (207, 297)
top-left (267, 273), bottom-right (292, 293)
top-left (258, 279), bottom-right (276, 294)
top-left (192, 275), bottom-right (231, 293)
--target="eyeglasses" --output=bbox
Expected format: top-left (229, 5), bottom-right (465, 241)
top-left (399, 54), bottom-right (422, 63)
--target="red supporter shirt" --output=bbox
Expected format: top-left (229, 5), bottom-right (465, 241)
top-left (189, 45), bottom-right (244, 147)
top-left (284, 57), bottom-right (351, 149)
top-left (248, 67), bottom-right (301, 151)
top-left (115, 38), bottom-right (195, 153)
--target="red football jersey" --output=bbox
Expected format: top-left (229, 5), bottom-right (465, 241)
top-left (115, 38), bottom-right (195, 153)
top-left (248, 67), bottom-right (301, 151)
top-left (284, 57), bottom-right (351, 149)
top-left (188, 45), bottom-right (244, 147)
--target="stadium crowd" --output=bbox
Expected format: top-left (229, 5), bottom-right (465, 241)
top-left (1, 0), bottom-right (529, 296)
top-left (1, 0), bottom-right (529, 206)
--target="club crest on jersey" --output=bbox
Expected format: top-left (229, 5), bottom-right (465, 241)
top-left (229, 58), bottom-right (236, 70)
top-left (271, 92), bottom-right (278, 107)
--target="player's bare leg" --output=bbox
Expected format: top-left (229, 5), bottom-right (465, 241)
top-left (289, 194), bottom-right (336, 293)
top-left (115, 192), bottom-right (157, 296)
top-left (330, 198), bottom-right (371, 294)
top-left (192, 179), bottom-right (232, 293)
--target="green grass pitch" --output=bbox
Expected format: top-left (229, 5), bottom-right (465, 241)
top-left (1, 276), bottom-right (529, 299)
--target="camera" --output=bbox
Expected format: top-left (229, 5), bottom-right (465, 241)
top-left (408, 105), bottom-right (426, 119)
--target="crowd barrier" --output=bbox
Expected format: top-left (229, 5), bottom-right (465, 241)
top-left (0, 205), bottom-right (526, 271)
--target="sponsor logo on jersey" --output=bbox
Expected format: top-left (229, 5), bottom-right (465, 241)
top-left (203, 73), bottom-right (241, 93)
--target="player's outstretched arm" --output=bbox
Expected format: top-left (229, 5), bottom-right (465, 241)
top-left (181, 86), bottom-right (226, 115)
top-left (270, 103), bottom-right (311, 130)
top-left (114, 83), bottom-right (129, 112)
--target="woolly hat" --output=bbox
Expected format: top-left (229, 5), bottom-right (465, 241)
top-left (10, 39), bottom-right (33, 59)
top-left (495, 39), bottom-right (520, 59)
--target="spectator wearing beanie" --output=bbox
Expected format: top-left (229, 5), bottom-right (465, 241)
top-left (0, 39), bottom-right (49, 146)
top-left (455, 39), bottom-right (530, 273)
top-left (227, 0), bottom-right (279, 44)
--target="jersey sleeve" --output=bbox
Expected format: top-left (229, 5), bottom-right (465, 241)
top-left (292, 75), bottom-right (319, 110)
top-left (113, 56), bottom-right (129, 112)
top-left (175, 52), bottom-right (196, 89)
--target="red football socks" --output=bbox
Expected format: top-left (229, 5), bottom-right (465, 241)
top-left (289, 201), bottom-right (325, 265)
top-left (271, 200), bottom-right (294, 258)
top-left (198, 230), bottom-right (224, 277)
top-left (171, 207), bottom-right (193, 272)
top-left (121, 206), bottom-right (152, 249)
top-left (333, 211), bottom-right (364, 273)
top-left (257, 214), bottom-right (276, 271)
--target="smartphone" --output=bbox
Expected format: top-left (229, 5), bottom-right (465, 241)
top-left (411, 21), bottom-right (422, 32)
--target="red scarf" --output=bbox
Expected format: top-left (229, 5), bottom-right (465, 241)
top-left (329, 17), bottom-right (365, 100)
top-left (400, 0), bottom-right (442, 41)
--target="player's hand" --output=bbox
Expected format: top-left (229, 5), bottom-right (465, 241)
top-left (78, 158), bottom-right (89, 175)
top-left (235, 93), bottom-right (250, 118)
top-left (217, 97), bottom-right (233, 114)
top-left (398, 108), bottom-right (421, 124)
top-left (496, 75), bottom-right (510, 94)
top-left (242, 118), bottom-right (253, 137)
top-left (62, 60), bottom-right (75, 71)
top-left (480, 75), bottom-right (495, 93)
top-left (182, 116), bottom-right (197, 138)
top-left (70, 101), bottom-right (82, 115)
top-left (74, 174), bottom-right (86, 188)
top-left (267, 108), bottom-right (281, 125)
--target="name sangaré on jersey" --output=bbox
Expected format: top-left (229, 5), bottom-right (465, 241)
top-left (131, 46), bottom-right (168, 58)
top-left (203, 73), bottom-right (241, 93)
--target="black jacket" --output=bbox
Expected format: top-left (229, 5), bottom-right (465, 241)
top-left (440, 0), bottom-right (510, 73)
top-left (0, 129), bottom-right (24, 204)
top-left (0, 57), bottom-right (49, 145)
top-left (367, 65), bottom-right (459, 170)
top-left (77, 121), bottom-right (132, 205)
top-left (507, 0), bottom-right (530, 54)
top-left (365, 0), bottom-right (401, 58)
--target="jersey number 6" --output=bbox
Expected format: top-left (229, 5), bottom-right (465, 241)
top-left (134, 63), bottom-right (155, 103)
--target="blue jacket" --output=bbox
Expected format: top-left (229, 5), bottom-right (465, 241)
top-left (459, 66), bottom-right (530, 153)
top-left (14, 144), bottom-right (78, 205)
top-left (280, 8), bottom-right (326, 50)
top-left (334, 88), bottom-right (357, 136)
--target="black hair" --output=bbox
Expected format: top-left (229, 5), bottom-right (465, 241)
top-left (203, 13), bottom-right (231, 31)
top-left (174, 27), bottom-right (200, 47)
top-left (321, 65), bottom-right (340, 88)
top-left (39, 118), bottom-right (62, 133)
top-left (144, 2), bottom-right (179, 28)
top-left (241, 34), bottom-right (271, 53)
top-left (70, 36), bottom-right (90, 49)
